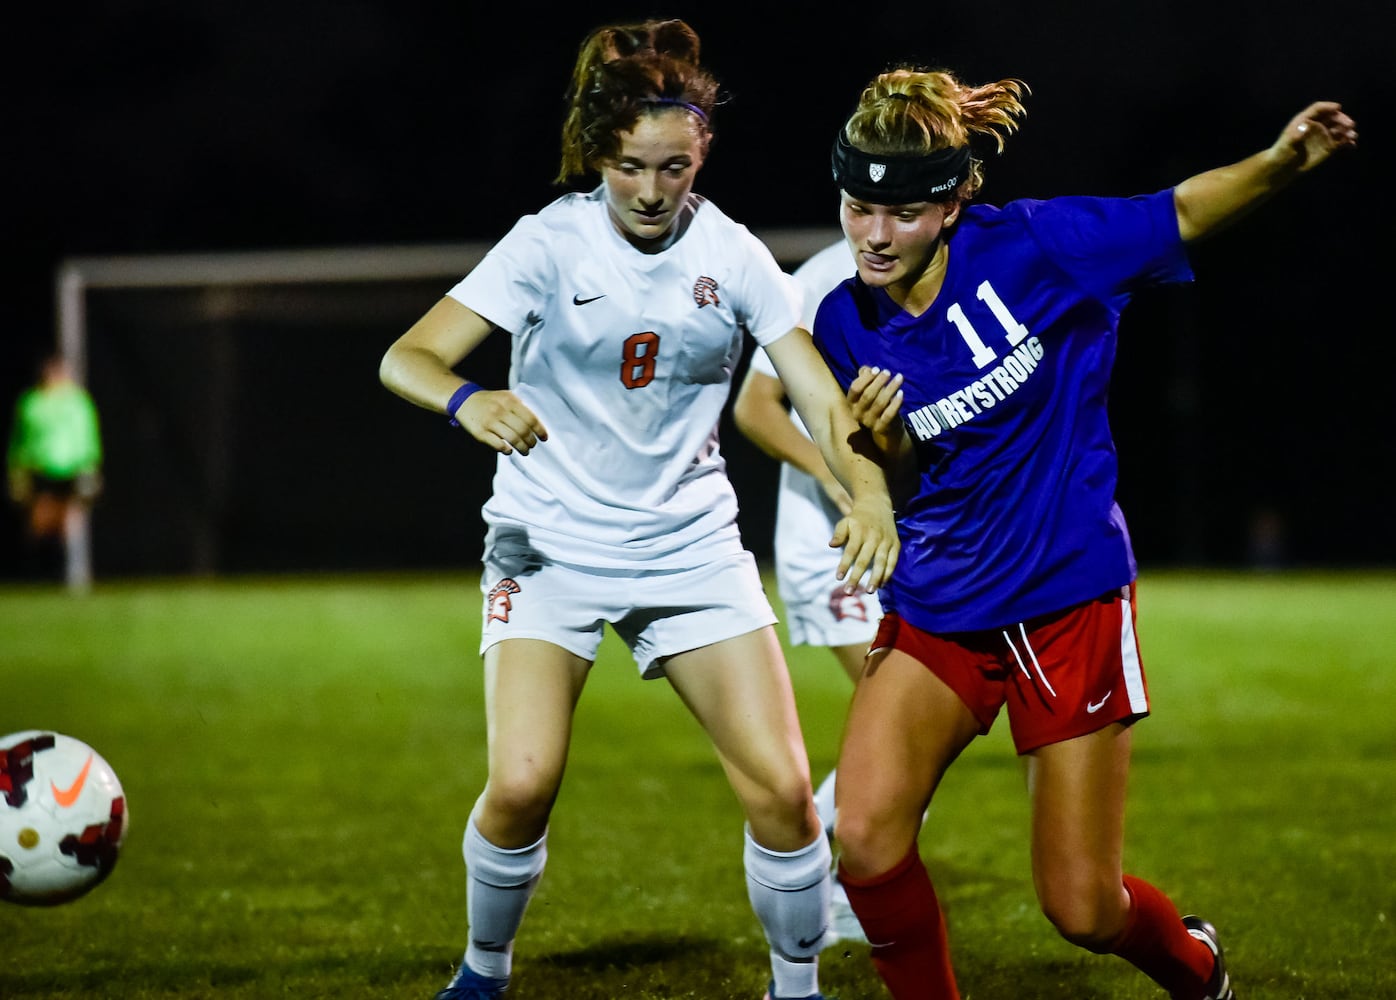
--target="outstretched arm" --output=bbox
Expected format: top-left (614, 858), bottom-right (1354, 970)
top-left (1174, 101), bottom-right (1358, 243)
top-left (764, 327), bottom-right (899, 592)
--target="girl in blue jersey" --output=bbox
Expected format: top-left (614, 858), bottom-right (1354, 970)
top-left (811, 67), bottom-right (1357, 1000)
top-left (379, 19), bottom-right (898, 1000)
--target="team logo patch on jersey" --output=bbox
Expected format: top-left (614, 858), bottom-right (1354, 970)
top-left (869, 163), bottom-right (887, 182)
top-left (486, 579), bottom-right (522, 623)
top-left (827, 587), bottom-right (871, 623)
top-left (692, 276), bottom-right (720, 307)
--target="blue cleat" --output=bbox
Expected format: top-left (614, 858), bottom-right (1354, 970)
top-left (1182, 914), bottom-right (1235, 1000)
top-left (433, 960), bottom-right (509, 1000)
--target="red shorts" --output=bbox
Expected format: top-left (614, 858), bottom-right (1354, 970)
top-left (871, 583), bottom-right (1150, 754)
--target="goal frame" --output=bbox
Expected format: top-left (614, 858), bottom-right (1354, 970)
top-left (52, 227), bottom-right (842, 590)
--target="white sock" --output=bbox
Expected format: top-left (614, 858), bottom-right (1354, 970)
top-left (744, 827), bottom-right (831, 998)
top-left (461, 808), bottom-right (547, 980)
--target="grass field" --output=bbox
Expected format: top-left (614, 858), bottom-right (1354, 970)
top-left (1, 569), bottom-right (1393, 999)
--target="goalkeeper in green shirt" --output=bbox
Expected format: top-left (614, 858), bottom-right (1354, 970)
top-left (7, 353), bottom-right (103, 582)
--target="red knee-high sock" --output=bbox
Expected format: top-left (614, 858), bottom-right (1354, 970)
top-left (1110, 874), bottom-right (1215, 998)
top-left (838, 847), bottom-right (959, 1000)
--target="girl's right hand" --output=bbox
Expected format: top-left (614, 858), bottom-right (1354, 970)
top-left (456, 390), bottom-right (549, 456)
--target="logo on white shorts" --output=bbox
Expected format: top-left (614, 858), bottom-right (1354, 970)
top-left (1086, 691), bottom-right (1113, 714)
top-left (486, 579), bottom-right (521, 624)
top-left (828, 587), bottom-right (870, 623)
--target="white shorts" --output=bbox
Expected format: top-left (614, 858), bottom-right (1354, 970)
top-left (480, 547), bottom-right (778, 679)
top-left (773, 465), bottom-right (882, 649)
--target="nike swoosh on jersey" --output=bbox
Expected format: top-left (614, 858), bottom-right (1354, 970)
top-left (51, 752), bottom-right (94, 807)
top-left (1086, 691), bottom-right (1113, 714)
top-left (572, 293), bottom-right (605, 305)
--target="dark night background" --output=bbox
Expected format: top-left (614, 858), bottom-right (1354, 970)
top-left (5, 1), bottom-right (1392, 580)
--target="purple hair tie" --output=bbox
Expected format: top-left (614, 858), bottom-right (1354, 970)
top-left (641, 97), bottom-right (708, 122)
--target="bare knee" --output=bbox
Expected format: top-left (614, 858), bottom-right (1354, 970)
top-left (834, 804), bottom-right (918, 878)
top-left (833, 807), bottom-right (877, 858)
top-left (479, 771), bottom-right (558, 843)
top-left (744, 770), bottom-right (822, 850)
top-left (1039, 878), bottom-right (1129, 952)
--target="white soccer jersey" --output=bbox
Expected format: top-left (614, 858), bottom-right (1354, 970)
top-left (449, 187), bottom-right (802, 569)
top-left (750, 241), bottom-right (882, 637)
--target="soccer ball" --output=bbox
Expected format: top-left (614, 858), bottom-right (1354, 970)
top-left (0, 730), bottom-right (128, 906)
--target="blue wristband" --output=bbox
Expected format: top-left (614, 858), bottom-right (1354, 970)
top-left (446, 381), bottom-right (483, 426)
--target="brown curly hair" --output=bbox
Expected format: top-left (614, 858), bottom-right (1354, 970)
top-left (555, 18), bottom-right (720, 184)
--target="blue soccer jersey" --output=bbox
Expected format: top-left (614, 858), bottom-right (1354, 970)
top-left (813, 189), bottom-right (1194, 633)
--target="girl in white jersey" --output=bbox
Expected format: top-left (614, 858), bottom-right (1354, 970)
top-left (378, 19), bottom-right (898, 1000)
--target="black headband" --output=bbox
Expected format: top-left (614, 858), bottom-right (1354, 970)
top-left (831, 130), bottom-right (972, 204)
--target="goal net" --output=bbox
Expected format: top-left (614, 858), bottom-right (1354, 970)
top-left (55, 229), bottom-right (842, 588)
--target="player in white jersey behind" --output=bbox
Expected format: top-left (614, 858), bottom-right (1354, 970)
top-left (378, 19), bottom-right (898, 1000)
top-left (734, 240), bottom-right (878, 947)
